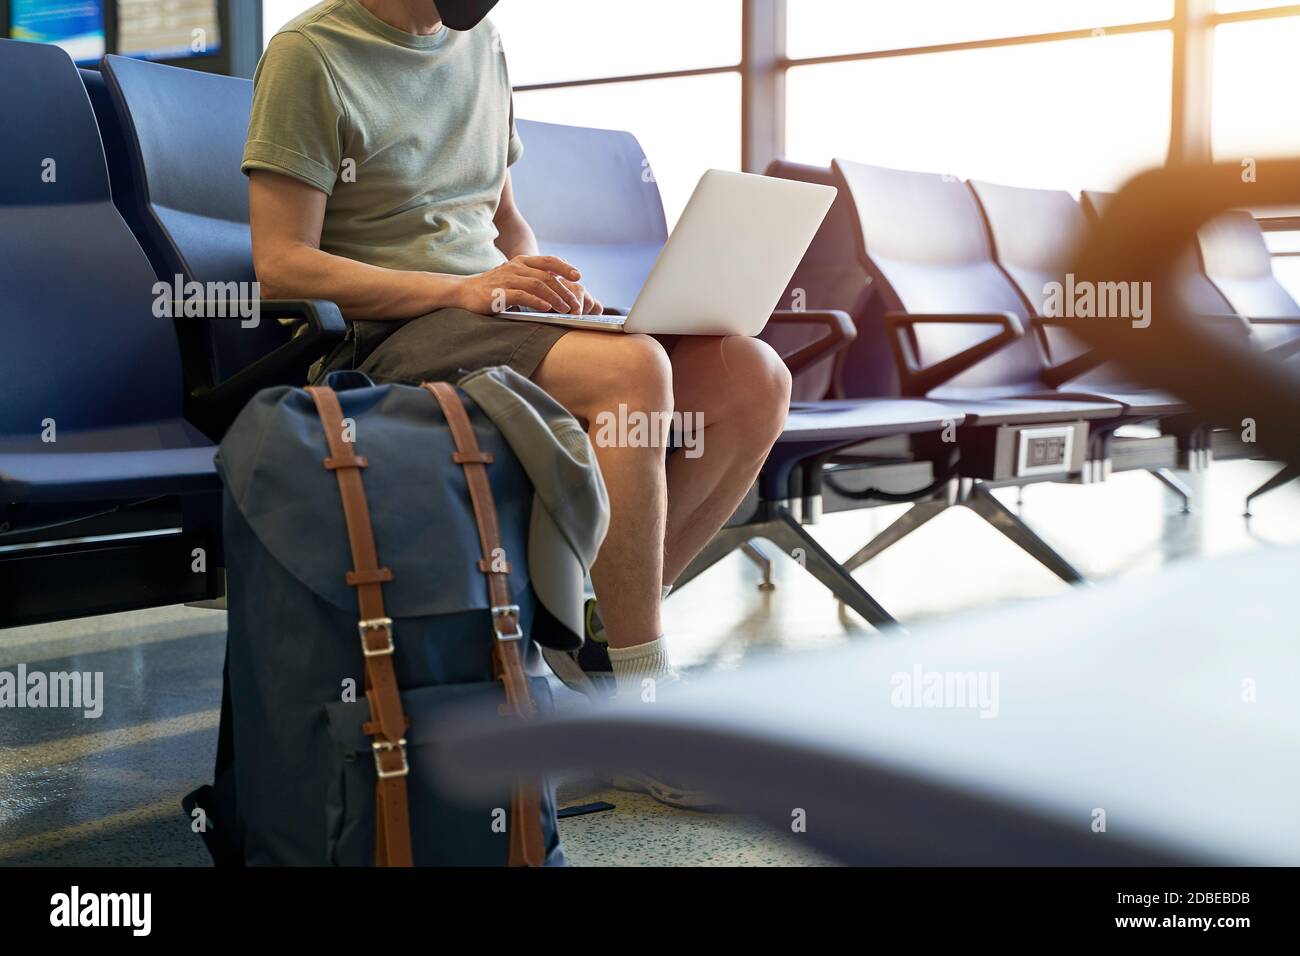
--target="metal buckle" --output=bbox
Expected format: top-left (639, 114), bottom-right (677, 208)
top-left (358, 617), bottom-right (394, 657)
top-left (491, 604), bottom-right (523, 642)
top-left (372, 738), bottom-right (409, 779)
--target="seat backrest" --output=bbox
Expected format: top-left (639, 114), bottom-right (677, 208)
top-left (98, 54), bottom-right (276, 383)
top-left (831, 159), bottom-right (1042, 396)
top-left (1199, 211), bottom-right (1300, 351)
top-left (765, 161), bottom-right (874, 315)
top-left (80, 68), bottom-right (138, 220)
top-left (969, 179), bottom-right (1085, 318)
top-left (1080, 189), bottom-right (1112, 224)
top-left (1084, 187), bottom-right (1239, 318)
top-left (763, 160), bottom-right (880, 399)
top-left (0, 39), bottom-right (184, 436)
top-left (509, 118), bottom-right (666, 314)
top-left (968, 179), bottom-right (1115, 382)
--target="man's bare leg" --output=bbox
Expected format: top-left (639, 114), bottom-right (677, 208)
top-left (535, 330), bottom-right (791, 643)
top-left (532, 331), bottom-right (673, 650)
top-left (661, 336), bottom-right (792, 585)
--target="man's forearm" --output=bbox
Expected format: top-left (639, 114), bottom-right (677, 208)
top-left (495, 210), bottom-right (540, 259)
top-left (257, 243), bottom-right (467, 320)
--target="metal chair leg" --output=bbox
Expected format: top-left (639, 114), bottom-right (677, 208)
top-left (757, 508), bottom-right (898, 629)
top-left (1149, 468), bottom-right (1194, 514)
top-left (670, 525), bottom-right (753, 592)
top-left (1244, 462), bottom-right (1300, 518)
top-left (671, 510), bottom-right (897, 628)
top-left (842, 498), bottom-right (949, 572)
top-left (740, 540), bottom-right (776, 591)
top-left (963, 483), bottom-right (1086, 585)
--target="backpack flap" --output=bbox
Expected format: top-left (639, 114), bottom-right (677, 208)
top-left (215, 376), bottom-right (535, 620)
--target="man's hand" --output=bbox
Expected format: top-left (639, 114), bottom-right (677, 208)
top-left (561, 277), bottom-right (603, 317)
top-left (455, 255), bottom-right (596, 315)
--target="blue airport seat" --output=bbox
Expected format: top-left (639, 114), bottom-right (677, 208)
top-left (968, 179), bottom-right (1187, 416)
top-left (1088, 189), bottom-right (1298, 495)
top-left (830, 160), bottom-right (1124, 418)
top-left (93, 55), bottom-right (345, 438)
top-left (764, 160), bottom-right (879, 401)
top-left (1083, 188), bottom-right (1245, 320)
top-left (0, 40), bottom-right (219, 508)
top-left (511, 119), bottom-right (667, 315)
top-left (1072, 160), bottom-right (1300, 467)
top-left (1197, 210), bottom-right (1300, 508)
top-left (98, 57), bottom-right (260, 374)
top-left (967, 179), bottom-right (1203, 505)
top-left (0, 429), bottom-right (219, 503)
top-left (1199, 209), bottom-right (1300, 357)
top-left (0, 39), bottom-right (221, 625)
top-left (766, 161), bottom-right (1131, 584)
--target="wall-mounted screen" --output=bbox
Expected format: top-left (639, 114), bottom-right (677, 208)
top-left (9, 0), bottom-right (107, 65)
top-left (117, 0), bottom-right (221, 61)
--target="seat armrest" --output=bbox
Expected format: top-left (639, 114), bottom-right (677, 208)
top-left (1203, 312), bottom-right (1254, 336)
top-left (182, 299), bottom-right (347, 438)
top-left (764, 310), bottom-right (857, 376)
top-left (1033, 316), bottom-right (1108, 388)
top-left (170, 298), bottom-right (347, 335)
top-left (1037, 312), bottom-right (1252, 387)
top-left (885, 311), bottom-right (1023, 396)
top-left (1244, 317), bottom-right (1300, 361)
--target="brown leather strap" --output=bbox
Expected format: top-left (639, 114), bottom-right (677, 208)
top-left (495, 641), bottom-right (545, 868)
top-left (307, 385), bottom-right (413, 868)
top-left (424, 381), bottom-right (546, 868)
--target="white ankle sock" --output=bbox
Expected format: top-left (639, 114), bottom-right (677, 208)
top-left (607, 636), bottom-right (677, 699)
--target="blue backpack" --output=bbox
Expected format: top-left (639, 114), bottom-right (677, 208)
top-left (189, 371), bottom-right (573, 866)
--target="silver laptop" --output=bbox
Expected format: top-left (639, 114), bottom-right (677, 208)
top-left (506, 169), bottom-right (837, 335)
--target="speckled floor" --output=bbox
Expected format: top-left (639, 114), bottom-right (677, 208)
top-left (3, 459), bottom-right (1299, 866)
top-left (557, 786), bottom-right (833, 866)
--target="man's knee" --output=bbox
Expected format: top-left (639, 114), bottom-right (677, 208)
top-left (720, 337), bottom-right (792, 432)
top-left (594, 333), bottom-right (674, 414)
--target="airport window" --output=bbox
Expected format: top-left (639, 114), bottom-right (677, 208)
top-left (1264, 234), bottom-right (1300, 302)
top-left (262, 0), bottom-right (314, 37)
top-left (1211, 16), bottom-right (1300, 161)
top-left (785, 30), bottom-right (1173, 192)
top-left (512, 73), bottom-right (742, 226)
top-left (493, 1), bottom-right (742, 225)
top-left (490, 0), bottom-right (741, 86)
top-left (785, 0), bottom-right (1175, 59)
top-left (1215, 0), bottom-right (1300, 10)
top-left (262, 1), bottom-right (742, 225)
top-left (1208, 7), bottom-right (1300, 301)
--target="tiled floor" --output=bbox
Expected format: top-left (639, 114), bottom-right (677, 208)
top-left (2, 459), bottom-right (1298, 866)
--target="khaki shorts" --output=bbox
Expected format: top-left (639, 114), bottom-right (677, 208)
top-left (313, 308), bottom-right (571, 386)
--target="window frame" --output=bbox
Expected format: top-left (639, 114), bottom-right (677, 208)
top-left (251, 0), bottom-right (1300, 244)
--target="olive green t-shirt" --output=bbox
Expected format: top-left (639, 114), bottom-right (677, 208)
top-left (241, 0), bottom-right (523, 277)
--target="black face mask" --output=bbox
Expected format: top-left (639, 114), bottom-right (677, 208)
top-left (434, 0), bottom-right (499, 31)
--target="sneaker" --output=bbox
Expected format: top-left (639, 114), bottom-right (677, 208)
top-left (541, 597), bottom-right (614, 701)
top-left (606, 769), bottom-right (727, 811)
